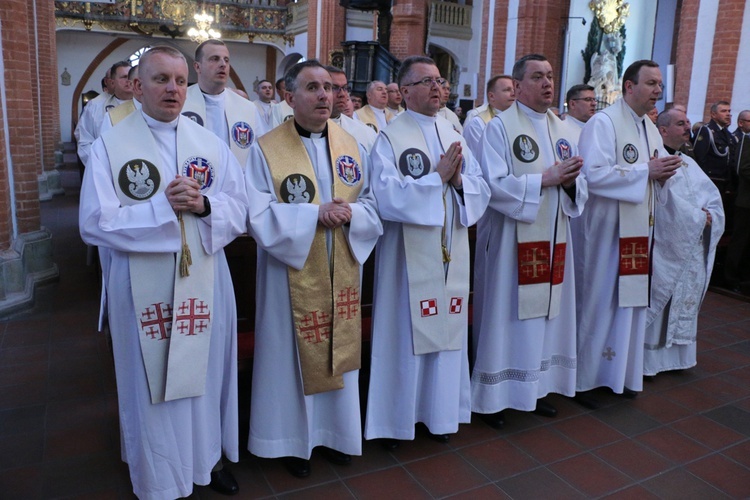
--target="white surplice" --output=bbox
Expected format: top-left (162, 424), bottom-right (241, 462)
top-left (644, 153), bottom-right (724, 375)
top-left (245, 126), bottom-right (382, 459)
top-left (365, 111), bottom-right (489, 439)
top-left (79, 113), bottom-right (248, 500)
top-left (332, 113), bottom-right (378, 152)
top-left (75, 93), bottom-right (121, 167)
top-left (462, 113), bottom-right (491, 158)
top-left (573, 104), bottom-right (671, 394)
top-left (471, 103), bottom-right (588, 414)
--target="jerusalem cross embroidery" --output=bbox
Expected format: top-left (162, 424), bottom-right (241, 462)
top-left (551, 243), bottom-right (566, 285)
top-left (140, 302), bottom-right (173, 340)
top-left (449, 297), bottom-right (463, 314)
top-left (619, 237), bottom-right (649, 276)
top-left (602, 347), bottom-right (616, 361)
top-left (299, 311), bottom-right (331, 344)
top-left (518, 241), bottom-right (551, 285)
top-left (173, 298), bottom-right (211, 336)
top-left (336, 286), bottom-right (359, 320)
top-left (420, 298), bottom-right (438, 317)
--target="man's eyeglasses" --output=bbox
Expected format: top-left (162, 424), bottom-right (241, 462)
top-left (571, 97), bottom-right (597, 103)
top-left (332, 85), bottom-right (352, 94)
top-left (403, 77), bottom-right (448, 88)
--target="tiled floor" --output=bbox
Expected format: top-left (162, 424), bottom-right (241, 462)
top-left (1, 179), bottom-right (750, 499)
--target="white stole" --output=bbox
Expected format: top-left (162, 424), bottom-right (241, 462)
top-left (102, 111), bottom-right (217, 403)
top-left (381, 112), bottom-right (470, 354)
top-left (601, 98), bottom-right (662, 307)
top-left (499, 102), bottom-right (571, 319)
top-left (182, 84), bottom-right (259, 166)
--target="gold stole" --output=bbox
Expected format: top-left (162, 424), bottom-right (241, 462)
top-left (500, 102), bottom-right (571, 320)
top-left (382, 112), bottom-right (470, 354)
top-left (258, 119), bottom-right (363, 395)
top-left (102, 112), bottom-right (216, 403)
top-left (107, 100), bottom-right (136, 127)
top-left (601, 98), bottom-right (662, 307)
top-left (356, 105), bottom-right (393, 133)
top-left (478, 106), bottom-right (496, 124)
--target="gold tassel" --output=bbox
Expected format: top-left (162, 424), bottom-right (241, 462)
top-left (178, 212), bottom-right (192, 277)
top-left (442, 244), bottom-right (451, 263)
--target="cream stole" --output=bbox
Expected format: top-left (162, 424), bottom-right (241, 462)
top-left (499, 102), bottom-right (571, 320)
top-left (381, 112), bottom-right (470, 355)
top-left (258, 120), bottom-right (363, 395)
top-left (102, 112), bottom-right (216, 404)
top-left (601, 98), bottom-right (661, 307)
top-left (107, 99), bottom-right (136, 127)
top-left (356, 105), bottom-right (393, 133)
top-left (182, 84), bottom-right (259, 166)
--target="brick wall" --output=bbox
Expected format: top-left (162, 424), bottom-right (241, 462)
top-left (0, 62), bottom-right (9, 249)
top-left (476, 0), bottom-right (509, 106)
top-left (703, 0), bottom-right (743, 119)
top-left (514, 0), bottom-right (570, 86)
top-left (1, 0), bottom-right (42, 243)
top-left (40, 0), bottom-right (60, 173)
top-left (389, 0), bottom-right (428, 60)
top-left (317, 0), bottom-right (347, 64)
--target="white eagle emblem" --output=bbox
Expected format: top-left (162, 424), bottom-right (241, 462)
top-left (127, 162), bottom-right (155, 199)
top-left (286, 176), bottom-right (311, 203)
top-left (407, 153), bottom-right (425, 177)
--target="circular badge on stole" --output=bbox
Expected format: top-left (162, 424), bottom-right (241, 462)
top-left (182, 111), bottom-right (204, 126)
top-left (623, 144), bottom-right (639, 163)
top-left (281, 174), bottom-right (315, 204)
top-left (335, 155), bottom-right (362, 186)
top-left (555, 138), bottom-right (573, 161)
top-left (231, 121), bottom-right (254, 149)
top-left (182, 156), bottom-right (215, 191)
top-left (398, 148), bottom-right (431, 179)
top-left (118, 159), bottom-right (161, 201)
top-left (512, 134), bottom-right (539, 163)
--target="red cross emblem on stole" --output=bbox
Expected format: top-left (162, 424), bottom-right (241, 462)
top-left (619, 237), bottom-right (649, 275)
top-left (551, 243), bottom-right (566, 285)
top-left (517, 241), bottom-right (551, 285)
top-left (449, 297), bottom-right (463, 314)
top-left (174, 298), bottom-right (211, 336)
top-left (336, 286), bottom-right (359, 320)
top-left (420, 298), bottom-right (438, 317)
top-left (299, 311), bottom-right (332, 343)
top-left (140, 302), bottom-right (173, 340)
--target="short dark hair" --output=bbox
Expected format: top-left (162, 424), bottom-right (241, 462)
top-left (195, 39), bottom-right (226, 62)
top-left (396, 55), bottom-right (435, 87)
top-left (710, 101), bottom-right (730, 114)
top-left (284, 59), bottom-right (328, 93)
top-left (486, 75), bottom-right (512, 96)
top-left (325, 65), bottom-right (346, 77)
top-left (512, 54), bottom-right (548, 81)
top-left (275, 77), bottom-right (285, 92)
top-left (621, 60), bottom-right (659, 94)
top-left (127, 65), bottom-right (138, 80)
top-left (109, 61), bottom-right (131, 77)
top-left (656, 109), bottom-right (677, 128)
top-left (566, 84), bottom-right (594, 104)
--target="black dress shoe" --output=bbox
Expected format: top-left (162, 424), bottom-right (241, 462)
top-left (479, 411), bottom-right (505, 429)
top-left (533, 400), bottom-right (558, 418)
top-left (621, 387), bottom-right (638, 399)
top-left (282, 457), bottom-right (311, 478)
top-left (317, 446), bottom-right (351, 465)
top-left (574, 391), bottom-right (601, 410)
top-left (209, 468), bottom-right (239, 496)
top-left (380, 438), bottom-right (400, 451)
top-left (428, 432), bottom-right (450, 443)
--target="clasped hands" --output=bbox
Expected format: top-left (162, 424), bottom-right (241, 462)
top-left (166, 175), bottom-right (205, 214)
top-left (319, 197), bottom-right (351, 229)
top-left (648, 154), bottom-right (682, 185)
top-left (541, 156), bottom-right (583, 188)
top-left (437, 141), bottom-right (464, 188)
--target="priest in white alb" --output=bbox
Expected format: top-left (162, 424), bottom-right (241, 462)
top-left (644, 108), bottom-right (724, 375)
top-left (471, 54), bottom-right (587, 428)
top-left (365, 56), bottom-right (489, 446)
top-left (245, 60), bottom-right (382, 478)
top-left (574, 60), bottom-right (682, 405)
top-left (79, 46), bottom-right (248, 499)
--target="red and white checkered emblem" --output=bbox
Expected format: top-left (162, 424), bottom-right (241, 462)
top-left (420, 298), bottom-right (438, 317)
top-left (449, 297), bottom-right (463, 314)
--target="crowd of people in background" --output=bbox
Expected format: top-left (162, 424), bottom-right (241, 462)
top-left (75, 40), bottom-right (746, 499)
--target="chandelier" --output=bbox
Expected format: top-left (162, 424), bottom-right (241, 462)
top-left (188, 11), bottom-right (221, 43)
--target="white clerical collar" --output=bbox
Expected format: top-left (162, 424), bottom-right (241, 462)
top-left (406, 109), bottom-right (437, 125)
top-left (202, 89), bottom-right (226, 104)
top-left (142, 110), bottom-right (178, 131)
top-left (517, 101), bottom-right (547, 120)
